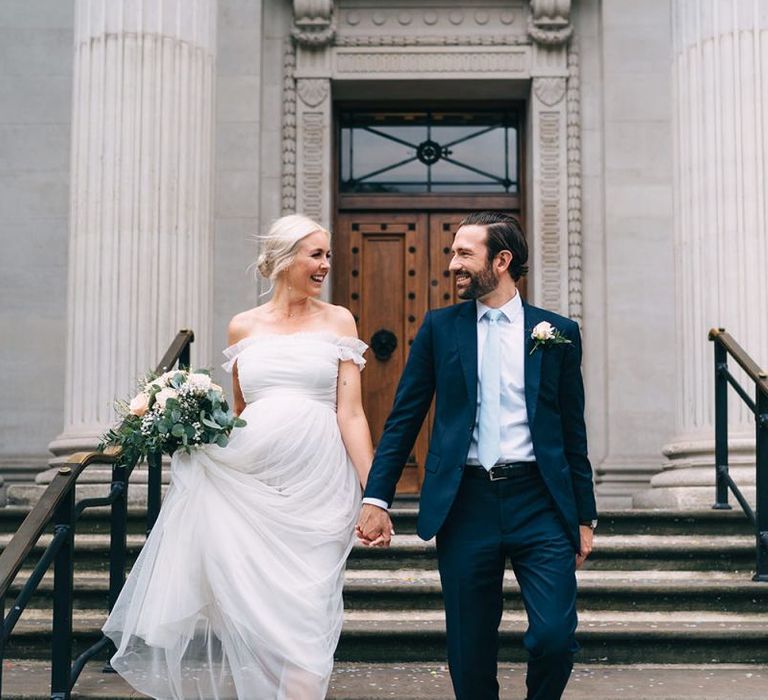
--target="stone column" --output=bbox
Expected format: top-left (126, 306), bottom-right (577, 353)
top-left (635, 0), bottom-right (768, 508)
top-left (49, 0), bottom-right (217, 459)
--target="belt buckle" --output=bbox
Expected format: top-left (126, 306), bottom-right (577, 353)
top-left (488, 466), bottom-right (506, 481)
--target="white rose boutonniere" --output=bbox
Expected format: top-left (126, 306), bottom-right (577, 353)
top-left (530, 321), bottom-right (572, 355)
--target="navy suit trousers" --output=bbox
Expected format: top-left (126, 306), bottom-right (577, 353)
top-left (436, 467), bottom-right (578, 700)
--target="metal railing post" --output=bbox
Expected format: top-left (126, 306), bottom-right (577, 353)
top-left (146, 450), bottom-right (162, 535)
top-left (102, 459), bottom-right (130, 672)
top-left (50, 471), bottom-right (76, 700)
top-left (713, 336), bottom-right (732, 509)
top-left (0, 593), bottom-right (5, 697)
top-left (107, 461), bottom-right (129, 612)
top-left (754, 385), bottom-right (768, 582)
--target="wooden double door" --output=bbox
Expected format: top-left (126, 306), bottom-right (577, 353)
top-left (333, 212), bottom-right (467, 493)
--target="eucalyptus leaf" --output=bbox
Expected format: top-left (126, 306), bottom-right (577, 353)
top-left (201, 416), bottom-right (222, 430)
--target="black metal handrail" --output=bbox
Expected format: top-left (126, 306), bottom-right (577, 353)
top-left (0, 329), bottom-right (194, 698)
top-left (709, 328), bottom-right (768, 582)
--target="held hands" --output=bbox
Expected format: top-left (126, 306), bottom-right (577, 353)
top-left (356, 504), bottom-right (395, 547)
top-left (575, 524), bottom-right (594, 569)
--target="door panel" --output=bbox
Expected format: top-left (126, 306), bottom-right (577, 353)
top-left (334, 213), bottom-right (429, 493)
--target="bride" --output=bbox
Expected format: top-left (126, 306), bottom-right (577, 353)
top-left (103, 214), bottom-right (383, 699)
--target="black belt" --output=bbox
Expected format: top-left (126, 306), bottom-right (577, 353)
top-left (464, 462), bottom-right (538, 481)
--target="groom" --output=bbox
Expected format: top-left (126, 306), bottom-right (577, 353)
top-left (357, 211), bottom-right (598, 700)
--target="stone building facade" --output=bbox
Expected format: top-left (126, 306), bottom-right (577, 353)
top-left (1, 0), bottom-right (766, 508)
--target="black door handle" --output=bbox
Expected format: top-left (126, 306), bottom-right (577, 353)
top-left (370, 329), bottom-right (398, 362)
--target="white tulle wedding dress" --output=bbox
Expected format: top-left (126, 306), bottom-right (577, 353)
top-left (103, 332), bottom-right (366, 700)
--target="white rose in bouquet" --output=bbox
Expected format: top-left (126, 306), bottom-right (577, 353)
top-left (155, 387), bottom-right (179, 409)
top-left (149, 370), bottom-right (179, 390)
top-left (186, 372), bottom-right (213, 393)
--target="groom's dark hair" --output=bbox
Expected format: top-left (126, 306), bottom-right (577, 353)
top-left (458, 211), bottom-right (529, 281)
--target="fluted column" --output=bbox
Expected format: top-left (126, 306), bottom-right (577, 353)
top-left (49, 0), bottom-right (217, 458)
top-left (635, 0), bottom-right (768, 507)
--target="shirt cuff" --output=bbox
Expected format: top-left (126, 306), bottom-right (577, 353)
top-left (362, 497), bottom-right (390, 511)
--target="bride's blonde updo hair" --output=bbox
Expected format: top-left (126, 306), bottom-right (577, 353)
top-left (255, 214), bottom-right (329, 280)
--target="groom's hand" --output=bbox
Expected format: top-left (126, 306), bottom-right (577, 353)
top-left (575, 524), bottom-right (594, 568)
top-left (356, 504), bottom-right (394, 548)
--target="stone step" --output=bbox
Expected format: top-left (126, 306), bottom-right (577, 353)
top-left (347, 534), bottom-right (758, 571)
top-left (344, 569), bottom-right (768, 612)
top-left (2, 532), bottom-right (758, 572)
top-left (338, 610), bottom-right (768, 664)
top-left (4, 609), bottom-right (768, 665)
top-left (0, 504), bottom-right (755, 537)
top-left (9, 569), bottom-right (768, 613)
top-left (385, 508), bottom-right (755, 537)
top-left (2, 660), bottom-right (767, 700)
top-left (0, 506), bottom-right (155, 536)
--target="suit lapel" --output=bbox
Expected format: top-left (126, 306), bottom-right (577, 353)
top-left (455, 301), bottom-right (478, 399)
top-left (523, 302), bottom-right (543, 427)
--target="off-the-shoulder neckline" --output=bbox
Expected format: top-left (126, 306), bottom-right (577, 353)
top-left (223, 332), bottom-right (367, 355)
top-left (231, 330), bottom-right (362, 343)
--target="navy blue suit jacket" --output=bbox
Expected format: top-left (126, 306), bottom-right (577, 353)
top-left (364, 299), bottom-right (598, 550)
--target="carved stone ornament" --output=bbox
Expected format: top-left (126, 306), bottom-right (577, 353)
top-left (292, 0), bottom-right (337, 47)
top-left (533, 77), bottom-right (566, 106)
top-left (566, 46), bottom-right (583, 325)
top-left (281, 40), bottom-right (297, 215)
top-left (528, 0), bottom-right (573, 46)
top-left (297, 78), bottom-right (330, 107)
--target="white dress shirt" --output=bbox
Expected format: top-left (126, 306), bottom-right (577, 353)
top-left (468, 292), bottom-right (535, 465)
top-left (363, 292), bottom-right (535, 510)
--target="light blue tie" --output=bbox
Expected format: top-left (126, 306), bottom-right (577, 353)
top-left (478, 309), bottom-right (502, 470)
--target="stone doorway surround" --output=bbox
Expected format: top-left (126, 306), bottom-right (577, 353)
top-left (281, 0), bottom-right (584, 324)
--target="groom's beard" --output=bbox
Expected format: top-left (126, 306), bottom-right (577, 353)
top-left (456, 262), bottom-right (499, 300)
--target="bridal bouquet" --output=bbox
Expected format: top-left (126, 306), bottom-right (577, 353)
top-left (100, 369), bottom-right (246, 467)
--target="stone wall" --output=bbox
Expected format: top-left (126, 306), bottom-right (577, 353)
top-left (576, 0), bottom-right (677, 504)
top-left (0, 1), bottom-right (73, 480)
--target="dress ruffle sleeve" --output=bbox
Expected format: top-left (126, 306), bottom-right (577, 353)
top-left (221, 336), bottom-right (258, 373)
top-left (336, 337), bottom-right (368, 370)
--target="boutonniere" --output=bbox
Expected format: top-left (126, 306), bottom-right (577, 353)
top-left (529, 321), bottom-right (572, 355)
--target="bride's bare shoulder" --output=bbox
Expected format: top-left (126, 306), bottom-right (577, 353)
top-left (227, 308), bottom-right (265, 345)
top-left (319, 302), bottom-right (358, 338)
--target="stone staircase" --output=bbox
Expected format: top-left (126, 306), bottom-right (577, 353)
top-left (1, 501), bottom-right (767, 697)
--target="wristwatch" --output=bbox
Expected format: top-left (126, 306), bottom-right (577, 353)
top-left (580, 519), bottom-right (598, 530)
